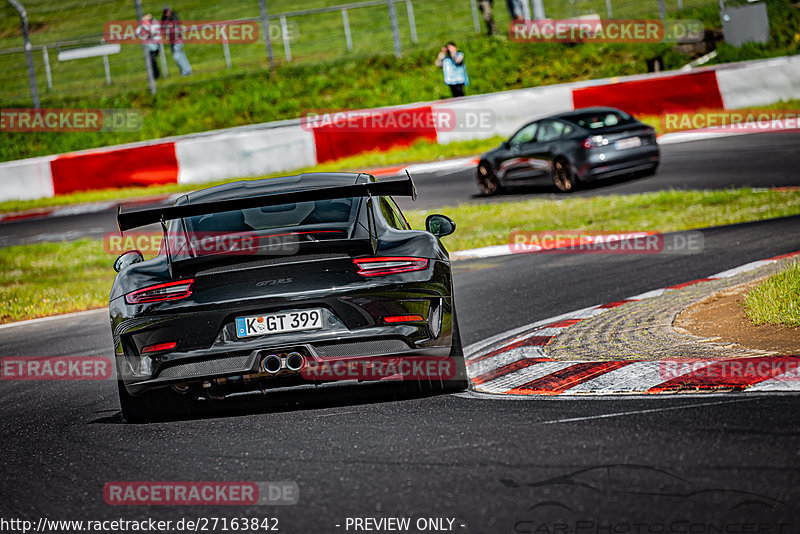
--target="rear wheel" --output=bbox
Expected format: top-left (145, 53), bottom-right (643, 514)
top-left (118, 379), bottom-right (192, 423)
top-left (477, 162), bottom-right (502, 196)
top-left (409, 308), bottom-right (468, 394)
top-left (440, 309), bottom-right (469, 392)
top-left (553, 158), bottom-right (577, 192)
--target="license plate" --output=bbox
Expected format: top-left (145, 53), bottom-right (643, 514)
top-left (615, 137), bottom-right (642, 150)
top-left (235, 309), bottom-right (323, 338)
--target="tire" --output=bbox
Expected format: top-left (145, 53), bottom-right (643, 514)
top-left (118, 379), bottom-right (192, 423)
top-left (553, 158), bottom-right (577, 192)
top-left (477, 162), bottom-right (502, 196)
top-left (439, 309), bottom-right (469, 392)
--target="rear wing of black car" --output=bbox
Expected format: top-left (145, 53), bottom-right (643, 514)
top-left (117, 174), bottom-right (417, 232)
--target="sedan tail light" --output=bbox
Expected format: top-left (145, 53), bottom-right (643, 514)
top-left (353, 257), bottom-right (428, 276)
top-left (125, 279), bottom-right (194, 304)
top-left (583, 135), bottom-right (608, 149)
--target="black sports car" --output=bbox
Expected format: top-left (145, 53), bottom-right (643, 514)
top-left (110, 173), bottom-right (466, 422)
top-left (476, 107), bottom-right (660, 195)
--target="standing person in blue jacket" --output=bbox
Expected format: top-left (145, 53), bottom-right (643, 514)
top-left (435, 42), bottom-right (469, 98)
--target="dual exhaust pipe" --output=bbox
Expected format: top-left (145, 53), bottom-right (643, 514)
top-left (262, 352), bottom-right (306, 374)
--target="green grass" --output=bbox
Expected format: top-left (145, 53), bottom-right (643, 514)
top-left (402, 189), bottom-right (800, 251)
top-left (0, 239), bottom-right (114, 322)
top-left (3, 0), bottom-right (798, 162)
top-left (744, 261), bottom-right (800, 327)
top-left (0, 135), bottom-right (503, 213)
top-left (3, 188), bottom-right (800, 323)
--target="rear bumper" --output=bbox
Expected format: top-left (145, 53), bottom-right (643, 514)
top-left (578, 146), bottom-right (660, 181)
top-left (119, 320), bottom-right (455, 396)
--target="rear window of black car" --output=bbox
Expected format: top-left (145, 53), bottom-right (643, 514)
top-left (183, 197), bottom-right (360, 232)
top-left (569, 111), bottom-right (633, 130)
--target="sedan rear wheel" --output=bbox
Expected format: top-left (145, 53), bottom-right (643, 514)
top-left (553, 159), bottom-right (577, 193)
top-left (477, 163), bottom-right (501, 196)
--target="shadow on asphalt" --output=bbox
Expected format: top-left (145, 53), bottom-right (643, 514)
top-left (468, 172), bottom-right (650, 201)
top-left (89, 381), bottom-right (447, 425)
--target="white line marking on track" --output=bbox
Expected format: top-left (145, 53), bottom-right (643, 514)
top-left (538, 397), bottom-right (758, 424)
top-left (710, 260), bottom-right (774, 279)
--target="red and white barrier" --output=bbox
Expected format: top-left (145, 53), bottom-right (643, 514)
top-left (1, 55), bottom-right (797, 203)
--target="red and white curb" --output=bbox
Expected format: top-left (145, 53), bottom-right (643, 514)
top-left (464, 250), bottom-right (800, 395)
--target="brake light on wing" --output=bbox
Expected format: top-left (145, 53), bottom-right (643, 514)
top-left (353, 257), bottom-right (428, 276)
top-left (125, 279), bottom-right (194, 304)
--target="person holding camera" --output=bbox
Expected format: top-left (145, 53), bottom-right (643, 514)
top-left (435, 42), bottom-right (469, 98)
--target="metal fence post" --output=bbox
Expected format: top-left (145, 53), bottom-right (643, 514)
top-left (133, 0), bottom-right (157, 95)
top-left (221, 28), bottom-right (232, 69)
top-left (469, 0), bottom-right (480, 33)
top-left (341, 8), bottom-right (353, 51)
top-left (605, 0), bottom-right (613, 18)
top-left (405, 0), bottom-right (417, 44)
top-left (258, 0), bottom-right (276, 77)
top-left (658, 0), bottom-right (666, 20)
top-left (103, 53), bottom-right (112, 85)
top-left (280, 15), bottom-right (292, 62)
top-left (159, 44), bottom-right (168, 77)
top-left (7, 0), bottom-right (40, 108)
top-left (387, 0), bottom-right (401, 58)
top-left (42, 44), bottom-right (53, 90)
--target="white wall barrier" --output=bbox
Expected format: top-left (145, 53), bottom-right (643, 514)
top-left (0, 156), bottom-right (55, 201)
top-left (715, 55), bottom-right (800, 110)
top-left (433, 84), bottom-right (575, 144)
top-left (175, 125), bottom-right (317, 185)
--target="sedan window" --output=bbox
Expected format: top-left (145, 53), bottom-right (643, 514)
top-left (536, 120), bottom-right (569, 142)
top-left (509, 123), bottom-right (538, 145)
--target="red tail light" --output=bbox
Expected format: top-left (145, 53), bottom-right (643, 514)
top-left (141, 341), bottom-right (178, 354)
top-left (384, 314), bottom-right (425, 323)
top-left (125, 279), bottom-right (194, 304)
top-left (353, 257), bottom-right (428, 276)
top-left (583, 135), bottom-right (608, 149)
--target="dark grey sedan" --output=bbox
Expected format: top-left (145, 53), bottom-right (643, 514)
top-left (476, 107), bottom-right (660, 195)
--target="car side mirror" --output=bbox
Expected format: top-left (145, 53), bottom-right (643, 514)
top-left (114, 250), bottom-right (144, 273)
top-left (502, 141), bottom-right (510, 149)
top-left (425, 214), bottom-right (456, 238)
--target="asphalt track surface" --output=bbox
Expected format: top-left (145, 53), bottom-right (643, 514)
top-left (1, 131), bottom-right (799, 247)
top-left (2, 213), bottom-right (799, 530)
